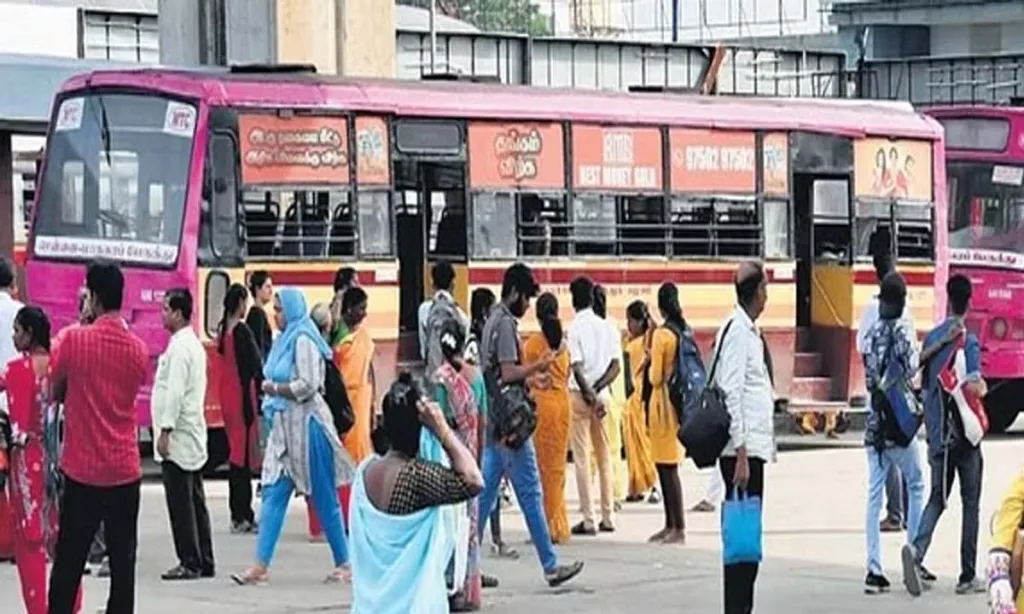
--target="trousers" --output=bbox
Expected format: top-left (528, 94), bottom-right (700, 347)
top-left (161, 461), bottom-right (215, 573)
top-left (720, 456), bottom-right (766, 614)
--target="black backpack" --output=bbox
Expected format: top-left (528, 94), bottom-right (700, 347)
top-left (323, 359), bottom-right (355, 437)
top-left (677, 320), bottom-right (735, 468)
top-left (664, 320), bottom-right (708, 425)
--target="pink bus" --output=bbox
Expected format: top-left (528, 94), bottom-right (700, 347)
top-left (929, 106), bottom-right (1024, 432)
top-left (24, 66), bottom-right (947, 462)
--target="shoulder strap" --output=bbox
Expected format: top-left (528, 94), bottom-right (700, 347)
top-left (708, 319), bottom-right (736, 383)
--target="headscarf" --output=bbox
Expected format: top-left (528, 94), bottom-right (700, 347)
top-left (262, 287), bottom-right (333, 420)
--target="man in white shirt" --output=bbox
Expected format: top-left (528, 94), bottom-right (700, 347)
top-left (152, 288), bottom-right (213, 581)
top-left (714, 261), bottom-right (775, 614)
top-left (567, 276), bottom-right (620, 535)
top-left (857, 251), bottom-right (912, 535)
top-left (0, 257), bottom-right (24, 414)
top-left (418, 261), bottom-right (469, 376)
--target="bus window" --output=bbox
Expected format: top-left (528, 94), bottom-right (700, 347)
top-left (714, 199), bottom-right (759, 258)
top-left (209, 132), bottom-right (240, 260)
top-left (812, 178), bottom-right (851, 262)
top-left (471, 192), bottom-right (516, 259)
top-left (357, 190), bottom-right (392, 257)
top-left (854, 200), bottom-right (892, 258)
top-left (670, 197), bottom-right (759, 258)
top-left (519, 194), bottom-right (569, 257)
top-left (763, 199), bottom-right (790, 259)
top-left (670, 198), bottom-right (712, 257)
top-left (241, 189), bottom-right (355, 259)
top-left (895, 201), bottom-right (933, 260)
top-left (573, 194), bottom-right (616, 256)
top-left (619, 196), bottom-right (665, 256)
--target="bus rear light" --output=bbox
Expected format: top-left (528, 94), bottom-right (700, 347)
top-left (991, 318), bottom-right (1009, 340)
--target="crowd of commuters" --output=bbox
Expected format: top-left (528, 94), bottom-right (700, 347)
top-left (0, 249), bottom-right (1011, 614)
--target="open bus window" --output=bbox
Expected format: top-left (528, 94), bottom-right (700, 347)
top-left (670, 197), bottom-right (758, 258)
top-left (427, 191), bottom-right (466, 259)
top-left (619, 196), bottom-right (665, 256)
top-left (895, 201), bottom-right (933, 260)
top-left (573, 194), bottom-right (616, 256)
top-left (471, 192), bottom-right (517, 259)
top-left (764, 199), bottom-right (790, 259)
top-left (357, 190), bottom-right (392, 257)
top-left (241, 189), bottom-right (355, 259)
top-left (519, 194), bottom-right (569, 257)
top-left (853, 200), bottom-right (891, 258)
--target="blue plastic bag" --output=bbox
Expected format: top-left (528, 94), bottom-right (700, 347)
top-left (721, 493), bottom-right (763, 565)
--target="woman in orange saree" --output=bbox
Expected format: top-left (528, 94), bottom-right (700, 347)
top-left (522, 292), bottom-right (572, 544)
top-left (308, 287), bottom-right (374, 539)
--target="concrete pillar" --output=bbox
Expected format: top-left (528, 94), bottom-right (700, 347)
top-left (276, 0), bottom-right (338, 73)
top-left (335, 0), bottom-right (396, 77)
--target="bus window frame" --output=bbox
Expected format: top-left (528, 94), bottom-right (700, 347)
top-left (852, 197), bottom-right (936, 264)
top-left (206, 129), bottom-right (243, 265)
top-left (668, 193), bottom-right (760, 260)
top-left (355, 188), bottom-right (395, 259)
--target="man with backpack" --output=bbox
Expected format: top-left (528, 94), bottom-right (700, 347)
top-left (419, 261), bottom-right (469, 385)
top-left (907, 274), bottom-right (987, 595)
top-left (861, 271), bottom-right (928, 596)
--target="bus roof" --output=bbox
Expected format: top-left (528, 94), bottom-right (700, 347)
top-left (58, 67), bottom-right (942, 141)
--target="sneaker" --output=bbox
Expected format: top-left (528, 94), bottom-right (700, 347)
top-left (482, 574), bottom-right (499, 588)
top-left (864, 572), bottom-right (891, 594)
top-left (955, 577), bottom-right (986, 595)
top-left (598, 520), bottom-right (615, 533)
top-left (97, 558), bottom-right (111, 578)
top-left (161, 564), bottom-right (200, 581)
top-left (647, 489), bottom-right (661, 504)
top-left (901, 544), bottom-right (923, 597)
top-left (919, 566), bottom-right (937, 583)
top-left (545, 561), bottom-right (584, 588)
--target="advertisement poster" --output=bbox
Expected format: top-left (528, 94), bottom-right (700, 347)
top-left (356, 116), bottom-right (390, 185)
top-left (239, 114), bottom-right (350, 185)
top-left (468, 122), bottom-right (564, 190)
top-left (572, 125), bottom-right (662, 192)
top-left (854, 138), bottom-right (932, 201)
top-left (669, 129), bottom-right (756, 194)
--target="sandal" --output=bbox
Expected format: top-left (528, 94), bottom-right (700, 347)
top-left (230, 567), bottom-right (268, 586)
top-left (324, 566), bottom-right (351, 584)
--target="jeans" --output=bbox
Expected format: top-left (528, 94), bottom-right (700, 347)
top-left (49, 477), bottom-right (141, 614)
top-left (477, 439), bottom-right (558, 574)
top-left (911, 444), bottom-right (983, 583)
top-left (884, 465), bottom-right (907, 523)
top-left (256, 419), bottom-right (348, 568)
top-left (865, 444), bottom-right (925, 575)
top-left (719, 456), bottom-right (766, 614)
top-left (161, 461), bottom-right (215, 573)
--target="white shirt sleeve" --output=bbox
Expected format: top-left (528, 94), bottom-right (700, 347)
top-left (716, 325), bottom-right (747, 449)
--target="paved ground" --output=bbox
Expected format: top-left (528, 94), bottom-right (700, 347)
top-left (4, 434), bottom-right (1020, 613)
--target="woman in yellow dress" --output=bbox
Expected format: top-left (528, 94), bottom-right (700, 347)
top-left (522, 292), bottom-right (572, 544)
top-left (988, 470), bottom-right (1024, 613)
top-left (622, 300), bottom-right (658, 503)
top-left (646, 282), bottom-right (687, 544)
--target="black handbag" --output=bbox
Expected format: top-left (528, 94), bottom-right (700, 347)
top-left (678, 319), bottom-right (735, 469)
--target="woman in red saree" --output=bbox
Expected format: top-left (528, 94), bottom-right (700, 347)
top-left (1, 306), bottom-right (81, 613)
top-left (216, 284), bottom-right (263, 533)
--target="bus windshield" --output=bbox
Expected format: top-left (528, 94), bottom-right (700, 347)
top-left (948, 161), bottom-right (1024, 255)
top-left (32, 92), bottom-right (196, 267)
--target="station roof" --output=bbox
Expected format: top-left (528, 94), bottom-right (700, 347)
top-left (0, 53), bottom-right (142, 134)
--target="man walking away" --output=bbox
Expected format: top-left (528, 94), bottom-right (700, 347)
top-left (477, 263), bottom-right (584, 588)
top-left (861, 271), bottom-right (927, 597)
top-left (154, 289), bottom-right (215, 581)
top-left (567, 276), bottom-right (619, 535)
top-left (419, 261), bottom-right (469, 385)
top-left (857, 250), bottom-right (912, 534)
top-left (715, 261), bottom-right (776, 614)
top-left (909, 274), bottom-right (987, 594)
top-left (48, 261), bottom-right (149, 614)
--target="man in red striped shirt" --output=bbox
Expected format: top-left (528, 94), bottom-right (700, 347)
top-left (48, 261), bottom-right (148, 614)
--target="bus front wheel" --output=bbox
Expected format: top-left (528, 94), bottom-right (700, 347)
top-left (985, 381), bottom-right (1021, 435)
top-left (204, 428), bottom-right (229, 475)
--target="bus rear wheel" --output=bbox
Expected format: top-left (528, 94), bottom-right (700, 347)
top-left (985, 381), bottom-right (1021, 435)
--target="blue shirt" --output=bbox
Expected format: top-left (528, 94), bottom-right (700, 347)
top-left (862, 316), bottom-right (919, 448)
top-left (920, 317), bottom-right (981, 456)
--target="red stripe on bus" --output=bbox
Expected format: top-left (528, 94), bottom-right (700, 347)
top-left (266, 269), bottom-right (398, 287)
top-left (468, 267), bottom-right (779, 286)
top-left (853, 270), bottom-right (933, 286)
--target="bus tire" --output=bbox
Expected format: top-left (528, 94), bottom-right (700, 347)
top-left (204, 428), bottom-right (229, 475)
top-left (985, 383), bottom-right (1020, 435)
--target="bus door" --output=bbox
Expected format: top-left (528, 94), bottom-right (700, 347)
top-left (391, 119), bottom-right (468, 364)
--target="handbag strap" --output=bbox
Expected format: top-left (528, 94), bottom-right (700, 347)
top-left (708, 319), bottom-right (737, 384)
